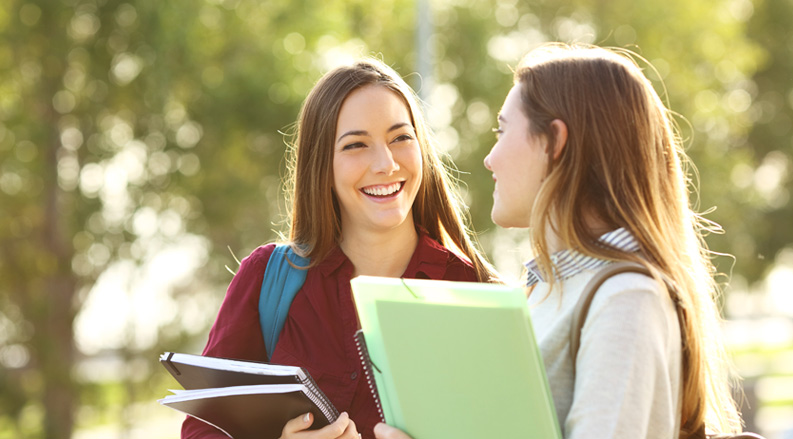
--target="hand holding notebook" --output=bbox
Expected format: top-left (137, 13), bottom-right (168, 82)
top-left (158, 352), bottom-right (339, 439)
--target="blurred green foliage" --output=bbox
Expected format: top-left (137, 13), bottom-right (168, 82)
top-left (0, 0), bottom-right (791, 438)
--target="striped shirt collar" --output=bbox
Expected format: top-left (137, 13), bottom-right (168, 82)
top-left (524, 228), bottom-right (641, 286)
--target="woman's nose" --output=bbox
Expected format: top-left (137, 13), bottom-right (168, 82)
top-left (373, 144), bottom-right (399, 174)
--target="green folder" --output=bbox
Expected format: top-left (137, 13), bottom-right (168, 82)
top-left (351, 276), bottom-right (561, 439)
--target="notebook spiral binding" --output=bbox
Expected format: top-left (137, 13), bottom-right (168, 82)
top-left (304, 384), bottom-right (339, 424)
top-left (297, 375), bottom-right (340, 424)
top-left (355, 329), bottom-right (385, 422)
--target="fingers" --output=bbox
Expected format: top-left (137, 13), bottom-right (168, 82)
top-left (280, 412), bottom-right (315, 438)
top-left (373, 422), bottom-right (413, 439)
top-left (313, 412), bottom-right (352, 438)
top-left (339, 416), bottom-right (359, 439)
top-left (280, 412), bottom-right (358, 439)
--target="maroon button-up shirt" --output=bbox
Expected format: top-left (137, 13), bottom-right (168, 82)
top-left (181, 233), bottom-right (479, 439)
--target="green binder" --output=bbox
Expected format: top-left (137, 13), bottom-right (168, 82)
top-left (351, 276), bottom-right (561, 439)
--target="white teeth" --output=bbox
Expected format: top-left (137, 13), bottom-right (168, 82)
top-left (363, 182), bottom-right (401, 196)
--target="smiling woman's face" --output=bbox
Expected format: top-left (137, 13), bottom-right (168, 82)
top-left (332, 85), bottom-right (422, 234)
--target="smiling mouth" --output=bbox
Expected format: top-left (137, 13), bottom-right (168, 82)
top-left (361, 181), bottom-right (405, 198)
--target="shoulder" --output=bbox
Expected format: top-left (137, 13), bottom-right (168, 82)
top-left (571, 268), bottom-right (682, 388)
top-left (584, 269), bottom-right (670, 314)
top-left (415, 234), bottom-right (478, 281)
top-left (416, 233), bottom-right (464, 263)
top-left (215, 243), bottom-right (289, 317)
top-left (580, 269), bottom-right (678, 344)
top-left (239, 243), bottom-right (277, 269)
top-left (444, 248), bottom-right (477, 275)
top-left (590, 271), bottom-right (666, 308)
top-left (232, 243), bottom-right (282, 282)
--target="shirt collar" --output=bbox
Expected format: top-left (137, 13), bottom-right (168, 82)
top-left (318, 228), bottom-right (452, 279)
top-left (404, 232), bottom-right (453, 280)
top-left (318, 244), bottom-right (350, 277)
top-left (523, 227), bottom-right (641, 286)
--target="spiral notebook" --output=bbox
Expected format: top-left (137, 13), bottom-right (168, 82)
top-left (158, 352), bottom-right (338, 439)
top-left (351, 276), bottom-right (562, 439)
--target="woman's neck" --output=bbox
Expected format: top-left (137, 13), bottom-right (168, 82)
top-left (542, 213), bottom-right (613, 254)
top-left (339, 221), bottom-right (420, 278)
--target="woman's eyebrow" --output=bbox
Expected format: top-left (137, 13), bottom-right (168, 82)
top-left (336, 130), bottom-right (369, 143)
top-left (336, 122), bottom-right (413, 144)
top-left (387, 122), bottom-right (412, 132)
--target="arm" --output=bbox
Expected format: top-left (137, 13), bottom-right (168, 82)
top-left (565, 274), bottom-right (681, 439)
top-left (201, 245), bottom-right (274, 361)
top-left (181, 245), bottom-right (274, 439)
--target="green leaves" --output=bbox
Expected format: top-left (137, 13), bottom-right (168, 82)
top-left (1, 0), bottom-right (791, 436)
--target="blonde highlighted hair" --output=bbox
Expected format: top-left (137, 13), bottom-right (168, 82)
top-left (516, 44), bottom-right (741, 437)
top-left (284, 58), bottom-right (497, 282)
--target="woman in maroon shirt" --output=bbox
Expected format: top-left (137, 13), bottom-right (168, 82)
top-left (182, 58), bottom-right (497, 439)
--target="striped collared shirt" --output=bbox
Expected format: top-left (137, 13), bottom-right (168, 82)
top-left (524, 228), bottom-right (641, 286)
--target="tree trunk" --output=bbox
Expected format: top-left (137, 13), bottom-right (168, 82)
top-left (36, 40), bottom-right (78, 439)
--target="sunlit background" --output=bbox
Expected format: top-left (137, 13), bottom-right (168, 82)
top-left (1, 0), bottom-right (792, 438)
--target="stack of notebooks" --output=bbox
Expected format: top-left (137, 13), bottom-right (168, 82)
top-left (158, 352), bottom-right (338, 439)
top-left (159, 276), bottom-right (561, 439)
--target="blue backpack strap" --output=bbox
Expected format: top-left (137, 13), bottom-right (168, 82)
top-left (258, 244), bottom-right (309, 361)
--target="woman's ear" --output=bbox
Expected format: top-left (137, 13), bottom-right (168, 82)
top-left (549, 119), bottom-right (568, 160)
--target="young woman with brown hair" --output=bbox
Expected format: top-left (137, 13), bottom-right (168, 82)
top-left (375, 44), bottom-right (743, 439)
top-left (182, 58), bottom-right (497, 439)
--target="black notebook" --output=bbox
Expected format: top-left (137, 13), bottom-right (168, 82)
top-left (158, 352), bottom-right (339, 439)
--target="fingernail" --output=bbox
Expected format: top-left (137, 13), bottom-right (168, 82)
top-left (303, 413), bottom-right (310, 423)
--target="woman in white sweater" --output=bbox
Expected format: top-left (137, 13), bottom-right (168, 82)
top-left (375, 44), bottom-right (742, 439)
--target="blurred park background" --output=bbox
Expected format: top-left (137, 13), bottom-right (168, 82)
top-left (1, 0), bottom-right (792, 437)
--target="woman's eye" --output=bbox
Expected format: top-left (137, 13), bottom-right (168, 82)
top-left (393, 134), bottom-right (414, 143)
top-left (342, 142), bottom-right (365, 151)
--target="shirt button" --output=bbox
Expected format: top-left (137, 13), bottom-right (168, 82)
top-left (350, 372), bottom-right (358, 380)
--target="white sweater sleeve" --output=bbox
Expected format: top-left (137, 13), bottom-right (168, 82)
top-left (565, 273), bottom-right (681, 439)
